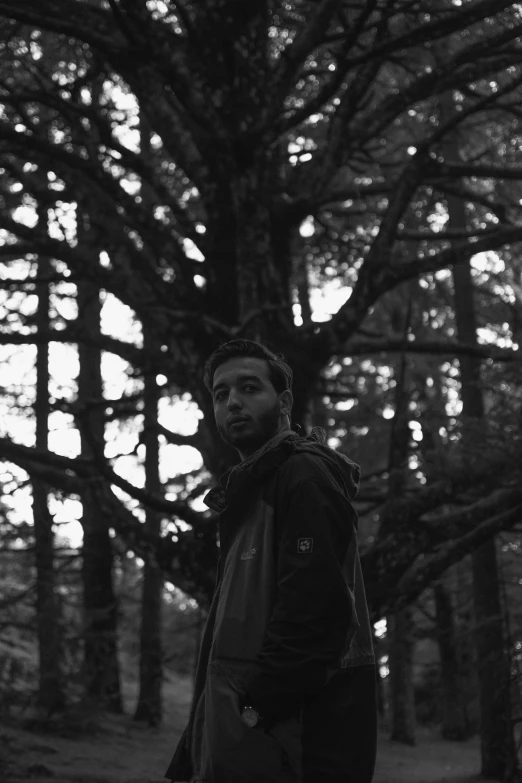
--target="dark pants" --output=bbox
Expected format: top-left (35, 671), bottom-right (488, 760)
top-left (301, 664), bottom-right (377, 783)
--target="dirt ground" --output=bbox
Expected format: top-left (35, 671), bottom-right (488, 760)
top-left (0, 671), bottom-right (502, 783)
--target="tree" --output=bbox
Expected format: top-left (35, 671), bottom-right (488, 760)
top-left (386, 287), bottom-right (417, 745)
top-left (450, 181), bottom-right (518, 780)
top-left (33, 193), bottom-right (65, 713)
top-left (433, 74), bottom-right (519, 775)
top-left (133, 324), bottom-right (164, 726)
top-left (133, 119), bottom-right (165, 725)
top-left (414, 328), bottom-right (474, 738)
top-left (77, 209), bottom-right (122, 713)
top-left (433, 576), bottom-right (471, 740)
top-left (0, 0), bottom-right (521, 625)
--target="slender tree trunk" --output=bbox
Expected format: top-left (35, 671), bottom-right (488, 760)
top-left (376, 660), bottom-right (386, 719)
top-left (420, 370), bottom-right (474, 739)
top-left (388, 607), bottom-right (416, 744)
top-left (292, 237), bottom-right (312, 329)
top-left (455, 249), bottom-right (517, 780)
top-left (134, 326), bottom-right (163, 725)
top-left (434, 579), bottom-right (469, 739)
top-left (388, 291), bottom-right (416, 745)
top-left (453, 559), bottom-right (480, 734)
top-left (77, 213), bottom-right (122, 712)
top-left (443, 102), bottom-right (518, 777)
top-left (33, 243), bottom-right (65, 713)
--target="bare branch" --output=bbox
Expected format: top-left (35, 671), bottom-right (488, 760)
top-left (0, 0), bottom-right (126, 53)
top-left (313, 222), bottom-right (522, 359)
top-left (0, 327), bottom-right (143, 367)
top-left (157, 423), bottom-right (200, 449)
top-left (271, 0), bottom-right (344, 110)
top-left (394, 224), bottom-right (522, 283)
top-left (396, 226), bottom-right (501, 241)
top-left (437, 160), bottom-right (522, 181)
top-left (0, 434), bottom-right (201, 528)
top-left (335, 0), bottom-right (521, 68)
top-left (346, 336), bottom-right (519, 363)
top-left (391, 499), bottom-right (522, 612)
top-left (74, 406), bottom-right (202, 527)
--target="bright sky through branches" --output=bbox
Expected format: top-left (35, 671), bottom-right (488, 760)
top-left (0, 242), bottom-right (512, 548)
top-left (0, 243), bottom-right (351, 550)
top-left (1, 56), bottom-right (518, 552)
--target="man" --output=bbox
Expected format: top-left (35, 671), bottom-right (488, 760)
top-left (165, 339), bottom-right (377, 783)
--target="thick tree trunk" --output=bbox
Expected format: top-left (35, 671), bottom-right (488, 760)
top-left (77, 220), bottom-right (122, 712)
top-left (134, 326), bottom-right (163, 726)
top-left (445, 115), bottom-right (518, 777)
top-left (434, 578), bottom-right (469, 739)
top-left (34, 247), bottom-right (65, 713)
top-left (387, 294), bottom-right (416, 745)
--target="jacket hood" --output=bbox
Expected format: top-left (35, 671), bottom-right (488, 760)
top-left (204, 427), bottom-right (360, 513)
top-left (291, 426), bottom-right (360, 501)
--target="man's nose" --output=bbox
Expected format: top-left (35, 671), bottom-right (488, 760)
top-left (227, 390), bottom-right (242, 410)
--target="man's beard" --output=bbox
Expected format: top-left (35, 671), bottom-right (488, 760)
top-left (218, 403), bottom-right (281, 455)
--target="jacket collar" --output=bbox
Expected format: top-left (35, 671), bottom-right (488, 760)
top-left (204, 429), bottom-right (299, 513)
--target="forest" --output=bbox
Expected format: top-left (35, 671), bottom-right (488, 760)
top-left (0, 1), bottom-right (521, 781)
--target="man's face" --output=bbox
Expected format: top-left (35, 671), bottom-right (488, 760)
top-left (212, 357), bottom-right (292, 458)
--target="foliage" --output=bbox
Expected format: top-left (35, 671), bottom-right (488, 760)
top-left (0, 0), bottom-right (521, 615)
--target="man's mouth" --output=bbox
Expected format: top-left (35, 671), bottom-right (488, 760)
top-left (228, 417), bottom-right (250, 428)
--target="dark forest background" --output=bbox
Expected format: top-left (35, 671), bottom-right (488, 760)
top-left (0, 1), bottom-right (521, 781)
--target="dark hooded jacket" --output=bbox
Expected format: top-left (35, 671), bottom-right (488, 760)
top-left (165, 428), bottom-right (375, 783)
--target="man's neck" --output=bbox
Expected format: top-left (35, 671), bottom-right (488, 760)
top-left (237, 423), bottom-right (292, 462)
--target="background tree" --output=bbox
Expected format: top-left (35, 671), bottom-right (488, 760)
top-left (433, 573), bottom-right (472, 740)
top-left (77, 208), bottom-right (122, 713)
top-left (133, 323), bottom-right (164, 726)
top-left (386, 289), bottom-right (417, 745)
top-left (133, 117), bottom-right (165, 726)
top-left (33, 192), bottom-right (65, 713)
top-left (449, 170), bottom-right (516, 781)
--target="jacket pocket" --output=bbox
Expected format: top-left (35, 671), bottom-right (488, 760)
top-left (268, 716), bottom-right (303, 779)
top-left (206, 660), bottom-right (301, 782)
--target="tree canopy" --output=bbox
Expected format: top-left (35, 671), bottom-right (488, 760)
top-left (0, 0), bottom-right (521, 611)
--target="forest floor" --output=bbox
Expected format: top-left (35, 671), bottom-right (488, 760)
top-left (0, 669), bottom-right (504, 783)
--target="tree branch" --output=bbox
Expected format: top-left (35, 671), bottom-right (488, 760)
top-left (396, 226), bottom-right (501, 241)
top-left (0, 0), bottom-right (126, 53)
top-left (394, 224), bottom-right (522, 283)
top-left (74, 406), bottom-right (202, 526)
top-left (270, 0), bottom-right (343, 114)
top-left (157, 423), bottom-right (200, 449)
top-left (390, 499), bottom-right (522, 612)
top-left (0, 434), bottom-right (201, 528)
top-left (0, 328), bottom-right (143, 368)
top-left (313, 222), bottom-right (522, 359)
top-left (0, 437), bottom-right (216, 604)
top-left (437, 160), bottom-right (522, 181)
top-left (346, 336), bottom-right (519, 362)
top-left (334, 0), bottom-right (521, 69)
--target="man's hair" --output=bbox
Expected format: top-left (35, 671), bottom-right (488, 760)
top-left (203, 339), bottom-right (293, 395)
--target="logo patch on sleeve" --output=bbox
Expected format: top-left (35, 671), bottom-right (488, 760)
top-left (297, 537), bottom-right (314, 553)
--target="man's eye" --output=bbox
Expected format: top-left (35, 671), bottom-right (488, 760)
top-left (214, 391), bottom-right (226, 401)
top-left (243, 385), bottom-right (257, 392)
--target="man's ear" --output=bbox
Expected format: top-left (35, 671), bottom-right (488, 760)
top-left (279, 390), bottom-right (293, 418)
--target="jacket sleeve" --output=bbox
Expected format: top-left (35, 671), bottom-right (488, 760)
top-left (245, 478), bottom-right (358, 725)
